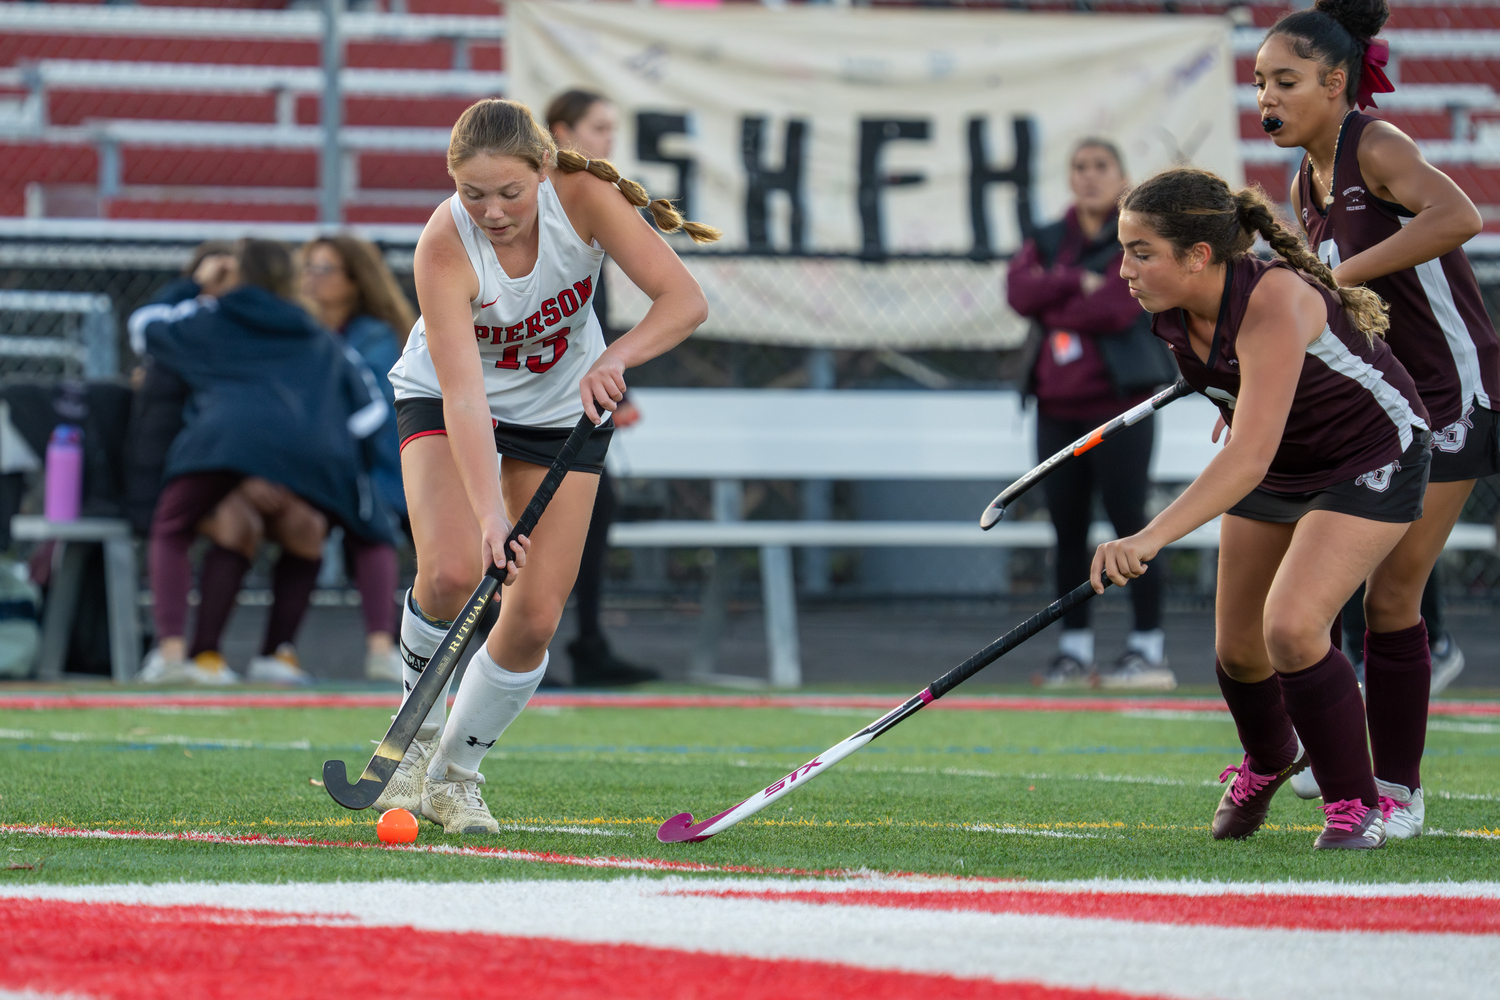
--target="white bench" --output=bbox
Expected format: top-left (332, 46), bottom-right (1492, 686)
top-left (605, 388), bottom-right (1498, 688)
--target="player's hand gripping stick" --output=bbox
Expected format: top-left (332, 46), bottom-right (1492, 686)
top-left (979, 379), bottom-right (1191, 530)
top-left (323, 411), bottom-right (606, 810)
top-left (657, 573), bottom-right (1114, 844)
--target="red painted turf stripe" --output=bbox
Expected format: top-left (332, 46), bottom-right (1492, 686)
top-left (0, 897), bottom-right (1170, 1000)
top-left (3, 691), bottom-right (1495, 715)
top-left (677, 889), bottom-right (1500, 936)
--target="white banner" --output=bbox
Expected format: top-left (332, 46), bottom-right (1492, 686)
top-left (510, 3), bottom-right (1240, 346)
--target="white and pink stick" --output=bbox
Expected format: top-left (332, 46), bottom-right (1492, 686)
top-left (657, 575), bottom-right (1110, 844)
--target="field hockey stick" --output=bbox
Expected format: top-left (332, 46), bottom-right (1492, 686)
top-left (979, 378), bottom-right (1192, 530)
top-left (657, 573), bottom-right (1113, 844)
top-left (324, 410), bottom-right (607, 810)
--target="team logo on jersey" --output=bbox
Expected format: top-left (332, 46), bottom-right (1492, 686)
top-left (1434, 406), bottom-right (1475, 454)
top-left (1205, 386), bottom-right (1238, 410)
top-left (1342, 185), bottom-right (1366, 212)
top-left (1355, 459), bottom-right (1401, 492)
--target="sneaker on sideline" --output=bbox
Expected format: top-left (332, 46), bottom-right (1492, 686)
top-left (246, 644), bottom-right (314, 686)
top-left (1098, 651), bottom-right (1177, 691)
top-left (372, 725), bottom-right (438, 813)
top-left (1429, 632), bottom-right (1465, 695)
top-left (1212, 750), bottom-right (1308, 840)
top-left (1376, 778), bottom-right (1425, 839)
top-left (364, 647), bottom-right (404, 683)
top-left (1037, 654), bottom-right (1093, 689)
top-left (138, 648), bottom-right (190, 685)
top-left (186, 650), bottom-right (240, 686)
top-left (421, 763), bottom-right (500, 835)
top-left (1313, 799), bottom-right (1386, 850)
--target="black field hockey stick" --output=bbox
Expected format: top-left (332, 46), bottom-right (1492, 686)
top-left (980, 378), bottom-right (1192, 530)
top-left (324, 411), bottom-right (606, 810)
top-left (657, 573), bottom-right (1113, 843)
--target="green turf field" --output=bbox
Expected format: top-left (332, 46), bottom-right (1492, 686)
top-left (3, 697), bottom-right (1497, 885)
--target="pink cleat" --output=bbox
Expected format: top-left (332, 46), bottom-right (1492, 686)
top-left (1313, 799), bottom-right (1387, 850)
top-left (1212, 751), bottom-right (1308, 840)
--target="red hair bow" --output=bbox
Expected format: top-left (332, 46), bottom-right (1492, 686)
top-left (1357, 38), bottom-right (1396, 109)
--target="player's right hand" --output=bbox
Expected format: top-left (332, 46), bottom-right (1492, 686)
top-left (479, 513), bottom-right (529, 586)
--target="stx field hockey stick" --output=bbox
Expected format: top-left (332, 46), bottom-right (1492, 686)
top-left (979, 378), bottom-right (1192, 530)
top-left (324, 410), bottom-right (606, 810)
top-left (657, 573), bottom-right (1112, 844)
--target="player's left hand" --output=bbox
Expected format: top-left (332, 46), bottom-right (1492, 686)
top-left (579, 352), bottom-right (627, 425)
top-left (1090, 533), bottom-right (1159, 592)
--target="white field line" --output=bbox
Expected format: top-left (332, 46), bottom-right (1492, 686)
top-left (3, 880), bottom-right (1497, 1000)
top-left (0, 727), bottom-right (316, 750)
top-left (1120, 710), bottom-right (1235, 722)
top-left (1428, 720), bottom-right (1500, 735)
top-left (496, 824), bottom-right (632, 837)
top-left (965, 824), bottom-right (1107, 840)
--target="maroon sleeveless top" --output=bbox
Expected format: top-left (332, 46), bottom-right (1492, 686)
top-left (1298, 112), bottom-right (1499, 431)
top-left (1152, 257), bottom-right (1429, 493)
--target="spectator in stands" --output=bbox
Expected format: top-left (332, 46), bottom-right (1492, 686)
top-left (1006, 138), bottom-right (1176, 690)
top-left (299, 234), bottom-right (415, 683)
top-left (546, 88), bottom-right (658, 686)
top-left (130, 239), bottom-right (395, 685)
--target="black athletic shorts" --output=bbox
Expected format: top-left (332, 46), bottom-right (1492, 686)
top-left (1429, 405), bottom-right (1500, 482)
top-left (395, 397), bottom-right (613, 474)
top-left (1226, 432), bottom-right (1432, 525)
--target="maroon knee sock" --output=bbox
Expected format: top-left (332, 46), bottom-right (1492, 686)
top-left (347, 541), bottom-right (398, 637)
top-left (1215, 660), bottom-right (1298, 774)
top-left (1364, 622), bottom-right (1430, 791)
top-left (262, 553), bottom-right (320, 655)
top-left (188, 546), bottom-right (250, 658)
top-left (1279, 646), bottom-right (1377, 808)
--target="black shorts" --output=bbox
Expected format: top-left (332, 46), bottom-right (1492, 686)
top-left (1227, 432), bottom-right (1432, 525)
top-left (1429, 405), bottom-right (1500, 482)
top-left (395, 397), bottom-right (612, 474)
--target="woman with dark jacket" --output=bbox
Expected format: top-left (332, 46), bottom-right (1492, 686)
top-left (300, 234), bottom-right (415, 682)
top-left (129, 239), bottom-right (394, 684)
top-left (1007, 138), bottom-right (1176, 690)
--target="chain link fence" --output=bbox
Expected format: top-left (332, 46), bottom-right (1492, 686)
top-left (4, 232), bottom-right (1500, 603)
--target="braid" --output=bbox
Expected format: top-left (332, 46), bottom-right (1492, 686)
top-left (1233, 187), bottom-right (1389, 341)
top-left (555, 148), bottom-right (722, 245)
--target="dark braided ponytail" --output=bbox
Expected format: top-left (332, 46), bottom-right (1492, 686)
top-left (1123, 167), bottom-right (1389, 341)
top-left (554, 149), bottom-right (721, 245)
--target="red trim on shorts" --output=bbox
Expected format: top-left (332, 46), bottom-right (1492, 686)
top-left (399, 429), bottom-right (447, 451)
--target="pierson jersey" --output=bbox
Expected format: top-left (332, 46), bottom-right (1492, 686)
top-left (1152, 257), bottom-right (1429, 493)
top-left (1298, 112), bottom-right (1500, 431)
top-left (389, 178), bottom-right (606, 428)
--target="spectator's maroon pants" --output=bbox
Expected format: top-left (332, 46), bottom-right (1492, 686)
top-left (148, 471), bottom-right (321, 657)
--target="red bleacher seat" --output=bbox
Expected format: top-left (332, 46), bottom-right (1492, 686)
top-left (0, 143), bottom-right (98, 187)
top-left (1402, 59), bottom-right (1500, 91)
top-left (294, 95), bottom-right (486, 128)
top-left (49, 91), bottom-right (279, 127)
top-left (123, 148), bottom-right (317, 188)
top-left (106, 199), bottom-right (316, 221)
top-left (358, 153), bottom-right (450, 191)
top-left (0, 35), bottom-right (486, 71)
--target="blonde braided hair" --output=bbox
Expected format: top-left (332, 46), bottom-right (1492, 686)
top-left (447, 98), bottom-right (721, 245)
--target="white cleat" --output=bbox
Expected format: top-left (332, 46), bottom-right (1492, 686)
top-left (1429, 634), bottom-right (1465, 695)
top-left (372, 726), bottom-right (438, 813)
top-left (1289, 767), bottom-right (1322, 800)
top-left (364, 647), bottom-right (404, 683)
top-left (1376, 778), bottom-right (1425, 839)
top-left (138, 648), bottom-right (190, 684)
top-left (1098, 652), bottom-right (1177, 691)
top-left (421, 763), bottom-right (500, 835)
top-left (187, 651), bottom-right (241, 686)
top-left (246, 644), bottom-right (314, 686)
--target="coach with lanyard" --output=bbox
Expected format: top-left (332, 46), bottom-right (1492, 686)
top-left (1007, 138), bottom-right (1178, 691)
top-left (1254, 0), bottom-right (1500, 831)
top-left (375, 99), bottom-right (718, 836)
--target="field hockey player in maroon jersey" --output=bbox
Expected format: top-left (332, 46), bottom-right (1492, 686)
top-left (1094, 168), bottom-right (1431, 850)
top-left (1254, 0), bottom-right (1499, 836)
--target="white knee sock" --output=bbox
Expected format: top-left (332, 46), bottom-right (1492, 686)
top-left (428, 648), bottom-right (547, 778)
top-left (399, 590), bottom-right (454, 737)
top-left (1126, 629), bottom-right (1166, 666)
top-left (1059, 628), bottom-right (1095, 666)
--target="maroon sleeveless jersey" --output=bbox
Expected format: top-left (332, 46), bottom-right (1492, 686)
top-left (1152, 257), bottom-right (1429, 493)
top-left (1298, 111), bottom-right (1500, 431)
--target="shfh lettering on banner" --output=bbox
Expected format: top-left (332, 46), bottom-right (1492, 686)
top-left (510, 3), bottom-right (1239, 350)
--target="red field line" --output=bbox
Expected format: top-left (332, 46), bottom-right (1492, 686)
top-left (0, 897), bottom-right (1164, 1000)
top-left (2, 691), bottom-right (1497, 716)
top-left (677, 888), bottom-right (1500, 936)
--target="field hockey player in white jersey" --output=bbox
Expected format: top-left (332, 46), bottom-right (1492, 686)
top-left (380, 98), bottom-right (719, 834)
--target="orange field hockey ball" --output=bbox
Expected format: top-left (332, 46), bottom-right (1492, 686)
top-left (377, 808), bottom-right (420, 844)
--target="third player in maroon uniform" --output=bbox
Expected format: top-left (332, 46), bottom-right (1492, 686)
top-left (1255, 0), bottom-right (1498, 837)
